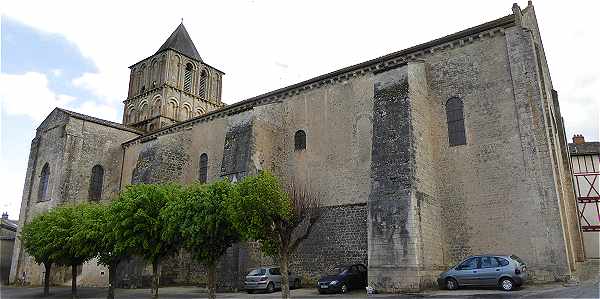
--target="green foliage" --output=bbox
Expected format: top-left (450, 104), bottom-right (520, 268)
top-left (111, 183), bottom-right (183, 263)
top-left (227, 171), bottom-right (291, 256)
top-left (70, 202), bottom-right (122, 266)
top-left (22, 204), bottom-right (95, 267)
top-left (162, 180), bottom-right (240, 265)
top-left (21, 212), bottom-right (57, 266)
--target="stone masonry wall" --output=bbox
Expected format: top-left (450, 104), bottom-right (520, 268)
top-left (291, 203), bottom-right (368, 282)
top-left (368, 65), bottom-right (419, 291)
top-left (408, 60), bottom-right (445, 287)
top-left (10, 110), bottom-right (140, 286)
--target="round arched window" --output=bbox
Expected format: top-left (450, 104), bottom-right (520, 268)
top-left (294, 130), bottom-right (306, 151)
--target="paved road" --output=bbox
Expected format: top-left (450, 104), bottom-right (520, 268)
top-left (1, 280), bottom-right (598, 298)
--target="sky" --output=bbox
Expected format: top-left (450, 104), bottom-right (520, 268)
top-left (1, 0), bottom-right (599, 219)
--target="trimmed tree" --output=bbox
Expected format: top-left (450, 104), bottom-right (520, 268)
top-left (21, 212), bottom-right (57, 296)
top-left (111, 183), bottom-right (183, 299)
top-left (229, 171), bottom-right (321, 299)
top-left (162, 180), bottom-right (240, 299)
top-left (50, 205), bottom-right (96, 299)
top-left (22, 205), bottom-right (95, 298)
top-left (71, 202), bottom-right (124, 299)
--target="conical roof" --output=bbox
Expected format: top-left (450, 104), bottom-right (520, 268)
top-left (156, 23), bottom-right (202, 61)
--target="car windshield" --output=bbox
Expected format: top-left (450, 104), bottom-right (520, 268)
top-left (510, 255), bottom-right (525, 265)
top-left (248, 268), bottom-right (266, 276)
top-left (327, 267), bottom-right (349, 276)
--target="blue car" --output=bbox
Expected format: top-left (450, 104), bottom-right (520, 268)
top-left (317, 264), bottom-right (367, 294)
top-left (437, 255), bottom-right (528, 291)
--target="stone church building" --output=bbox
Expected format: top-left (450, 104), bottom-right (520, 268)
top-left (10, 2), bottom-right (586, 291)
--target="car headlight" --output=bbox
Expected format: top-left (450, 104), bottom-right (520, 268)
top-left (330, 280), bottom-right (338, 285)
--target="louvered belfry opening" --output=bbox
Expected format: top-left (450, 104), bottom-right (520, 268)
top-left (184, 63), bottom-right (193, 92)
top-left (199, 70), bottom-right (207, 100)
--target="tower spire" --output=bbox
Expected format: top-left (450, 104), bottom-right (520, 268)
top-left (156, 23), bottom-right (202, 62)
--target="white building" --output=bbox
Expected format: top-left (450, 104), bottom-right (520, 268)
top-left (569, 134), bottom-right (600, 259)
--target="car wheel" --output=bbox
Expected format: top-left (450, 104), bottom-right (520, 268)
top-left (499, 277), bottom-right (514, 291)
top-left (445, 278), bottom-right (459, 290)
top-left (340, 283), bottom-right (348, 294)
top-left (267, 282), bottom-right (275, 293)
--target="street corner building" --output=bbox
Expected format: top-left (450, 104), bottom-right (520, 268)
top-left (9, 2), bottom-right (587, 292)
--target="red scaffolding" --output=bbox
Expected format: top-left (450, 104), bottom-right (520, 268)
top-left (573, 155), bottom-right (600, 232)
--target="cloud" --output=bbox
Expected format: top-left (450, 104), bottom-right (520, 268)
top-left (75, 100), bottom-right (120, 123)
top-left (0, 72), bottom-right (75, 121)
top-left (0, 72), bottom-right (120, 124)
top-left (72, 68), bottom-right (129, 105)
top-left (559, 73), bottom-right (599, 140)
top-left (51, 69), bottom-right (63, 76)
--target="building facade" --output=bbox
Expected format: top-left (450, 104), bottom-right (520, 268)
top-left (569, 135), bottom-right (600, 259)
top-left (10, 3), bottom-right (586, 291)
top-left (1, 213), bottom-right (18, 285)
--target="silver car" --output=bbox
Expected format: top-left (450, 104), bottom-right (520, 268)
top-left (244, 266), bottom-right (301, 293)
top-left (437, 255), bottom-right (527, 291)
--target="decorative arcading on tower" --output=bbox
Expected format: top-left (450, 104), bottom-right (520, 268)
top-left (122, 23), bottom-right (225, 132)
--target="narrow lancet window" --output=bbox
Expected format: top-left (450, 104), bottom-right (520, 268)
top-left (446, 97), bottom-right (466, 146)
top-left (89, 165), bottom-right (104, 201)
top-left (38, 163), bottom-right (50, 202)
top-left (199, 153), bottom-right (208, 183)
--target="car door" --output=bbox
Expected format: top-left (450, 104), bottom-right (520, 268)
top-left (348, 266), bottom-right (360, 289)
top-left (356, 264), bottom-right (368, 287)
top-left (478, 256), bottom-right (501, 285)
top-left (454, 257), bottom-right (481, 285)
top-left (270, 267), bottom-right (281, 288)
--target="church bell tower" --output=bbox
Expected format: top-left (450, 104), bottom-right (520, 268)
top-left (123, 23), bottom-right (224, 132)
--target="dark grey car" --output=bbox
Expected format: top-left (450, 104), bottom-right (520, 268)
top-left (437, 255), bottom-right (527, 291)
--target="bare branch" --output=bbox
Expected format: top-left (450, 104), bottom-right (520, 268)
top-left (282, 178), bottom-right (322, 253)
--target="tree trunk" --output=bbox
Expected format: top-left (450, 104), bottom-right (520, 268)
top-left (151, 259), bottom-right (161, 299)
top-left (280, 247), bottom-right (290, 299)
top-left (43, 262), bottom-right (51, 296)
top-left (207, 262), bottom-right (216, 299)
top-left (107, 262), bottom-right (116, 299)
top-left (71, 264), bottom-right (78, 299)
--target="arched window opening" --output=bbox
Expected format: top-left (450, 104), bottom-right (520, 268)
top-left (151, 98), bottom-right (161, 117)
top-left (199, 70), bottom-right (207, 100)
top-left (139, 102), bottom-right (148, 121)
top-left (38, 163), bottom-right (50, 202)
top-left (446, 97), bottom-right (466, 146)
top-left (184, 63), bottom-right (193, 92)
top-left (168, 100), bottom-right (178, 119)
top-left (89, 165), bottom-right (104, 201)
top-left (180, 105), bottom-right (192, 120)
top-left (139, 64), bottom-right (147, 93)
top-left (294, 130), bottom-right (306, 151)
top-left (127, 108), bottom-right (136, 124)
top-left (199, 153), bottom-right (208, 183)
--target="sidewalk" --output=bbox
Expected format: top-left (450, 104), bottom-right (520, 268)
top-left (2, 280), bottom-right (598, 298)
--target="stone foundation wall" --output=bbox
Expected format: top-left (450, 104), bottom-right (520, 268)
top-left (291, 203), bottom-right (368, 282)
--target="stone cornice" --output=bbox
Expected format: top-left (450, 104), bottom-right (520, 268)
top-left (124, 83), bottom-right (223, 107)
top-left (123, 14), bottom-right (514, 147)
